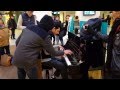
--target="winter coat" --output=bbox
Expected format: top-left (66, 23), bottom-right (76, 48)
top-left (0, 27), bottom-right (10, 47)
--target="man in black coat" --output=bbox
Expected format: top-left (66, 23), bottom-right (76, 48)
top-left (7, 15), bottom-right (17, 39)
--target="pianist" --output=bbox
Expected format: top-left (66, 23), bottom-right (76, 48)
top-left (41, 45), bottom-right (69, 79)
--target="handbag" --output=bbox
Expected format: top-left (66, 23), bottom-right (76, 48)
top-left (0, 54), bottom-right (12, 66)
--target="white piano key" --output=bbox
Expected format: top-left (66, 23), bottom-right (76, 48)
top-left (63, 55), bottom-right (72, 66)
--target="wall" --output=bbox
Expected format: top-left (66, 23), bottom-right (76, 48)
top-left (75, 11), bottom-right (100, 21)
top-left (100, 11), bottom-right (110, 19)
top-left (62, 11), bottom-right (75, 22)
top-left (60, 11), bottom-right (64, 22)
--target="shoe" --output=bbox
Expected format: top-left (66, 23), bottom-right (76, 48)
top-left (50, 75), bottom-right (56, 79)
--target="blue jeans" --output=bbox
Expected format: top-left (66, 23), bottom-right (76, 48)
top-left (42, 58), bottom-right (68, 79)
top-left (17, 61), bottom-right (42, 79)
top-left (17, 68), bottom-right (26, 79)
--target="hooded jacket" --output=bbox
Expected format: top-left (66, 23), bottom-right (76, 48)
top-left (12, 15), bottom-right (64, 68)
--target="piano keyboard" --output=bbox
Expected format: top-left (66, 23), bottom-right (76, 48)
top-left (63, 55), bottom-right (78, 66)
top-left (63, 55), bottom-right (72, 66)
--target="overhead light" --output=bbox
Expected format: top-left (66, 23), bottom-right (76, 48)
top-left (54, 12), bottom-right (57, 14)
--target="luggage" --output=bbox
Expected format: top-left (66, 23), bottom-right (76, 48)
top-left (0, 54), bottom-right (12, 66)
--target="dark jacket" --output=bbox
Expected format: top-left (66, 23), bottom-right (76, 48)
top-left (22, 13), bottom-right (35, 26)
top-left (7, 18), bottom-right (17, 29)
top-left (80, 18), bottom-right (105, 68)
top-left (12, 15), bottom-right (64, 69)
top-left (106, 18), bottom-right (120, 74)
top-left (85, 18), bottom-right (120, 75)
top-left (80, 18), bottom-right (102, 41)
top-left (105, 15), bottom-right (111, 25)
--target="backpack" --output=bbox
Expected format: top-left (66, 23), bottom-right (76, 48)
top-left (80, 18), bottom-right (102, 41)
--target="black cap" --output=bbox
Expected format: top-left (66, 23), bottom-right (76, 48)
top-left (39, 15), bottom-right (54, 32)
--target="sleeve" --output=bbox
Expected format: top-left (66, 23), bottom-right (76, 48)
top-left (95, 32), bottom-right (109, 42)
top-left (43, 36), bottom-right (64, 56)
top-left (17, 15), bottom-right (26, 30)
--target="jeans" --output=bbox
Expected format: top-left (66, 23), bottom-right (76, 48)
top-left (17, 68), bottom-right (26, 79)
top-left (17, 61), bottom-right (42, 79)
top-left (11, 29), bottom-right (15, 39)
top-left (42, 58), bottom-right (68, 79)
top-left (0, 45), bottom-right (10, 55)
top-left (0, 47), bottom-right (4, 55)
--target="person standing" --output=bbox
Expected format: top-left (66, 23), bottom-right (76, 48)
top-left (85, 11), bottom-right (120, 79)
top-left (17, 11), bottom-right (37, 30)
top-left (105, 11), bottom-right (120, 79)
top-left (7, 15), bottom-right (17, 39)
top-left (62, 15), bottom-right (70, 36)
top-left (16, 11), bottom-right (37, 79)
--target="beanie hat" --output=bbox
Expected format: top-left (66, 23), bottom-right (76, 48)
top-left (39, 15), bottom-right (54, 32)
